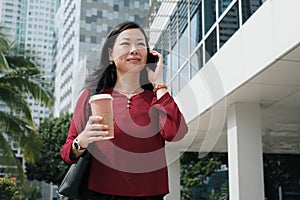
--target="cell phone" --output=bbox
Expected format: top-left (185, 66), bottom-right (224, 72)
top-left (147, 52), bottom-right (159, 71)
top-left (147, 52), bottom-right (159, 64)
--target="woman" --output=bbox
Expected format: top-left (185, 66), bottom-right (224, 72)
top-left (61, 21), bottom-right (188, 200)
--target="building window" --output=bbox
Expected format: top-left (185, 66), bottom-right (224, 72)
top-left (113, 5), bottom-right (119, 11)
top-left (80, 35), bottom-right (85, 42)
top-left (219, 2), bottom-right (239, 48)
top-left (97, 11), bottom-right (102, 18)
top-left (219, 0), bottom-right (234, 16)
top-left (165, 53), bottom-right (172, 84)
top-left (241, 0), bottom-right (263, 24)
top-left (134, 15), bottom-right (141, 24)
top-left (91, 36), bottom-right (97, 43)
top-left (191, 45), bottom-right (203, 77)
top-left (171, 42), bottom-right (179, 76)
top-left (86, 16), bottom-right (97, 23)
top-left (204, 0), bottom-right (216, 33)
top-left (179, 27), bottom-right (189, 67)
top-left (179, 63), bottom-right (189, 91)
top-left (190, 1), bottom-right (202, 49)
top-left (171, 75), bottom-right (179, 96)
top-left (205, 28), bottom-right (217, 62)
top-left (124, 0), bottom-right (129, 7)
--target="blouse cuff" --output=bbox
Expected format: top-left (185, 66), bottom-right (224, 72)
top-left (151, 92), bottom-right (172, 106)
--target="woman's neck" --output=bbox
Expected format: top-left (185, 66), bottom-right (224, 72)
top-left (114, 72), bottom-right (141, 94)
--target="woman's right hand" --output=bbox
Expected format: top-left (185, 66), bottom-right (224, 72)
top-left (76, 116), bottom-right (109, 148)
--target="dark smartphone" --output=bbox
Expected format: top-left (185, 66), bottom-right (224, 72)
top-left (147, 52), bottom-right (159, 70)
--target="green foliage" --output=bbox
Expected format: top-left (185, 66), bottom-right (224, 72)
top-left (24, 183), bottom-right (42, 200)
top-left (218, 181), bottom-right (229, 200)
top-left (180, 187), bottom-right (192, 200)
top-left (209, 189), bottom-right (218, 200)
top-left (0, 24), bottom-right (53, 193)
top-left (208, 181), bottom-right (229, 200)
top-left (0, 175), bottom-right (20, 200)
top-left (25, 113), bottom-right (73, 185)
top-left (263, 154), bottom-right (300, 200)
top-left (180, 152), bottom-right (227, 200)
top-left (181, 152), bottom-right (300, 200)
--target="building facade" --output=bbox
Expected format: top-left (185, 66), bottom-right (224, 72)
top-left (54, 0), bottom-right (150, 116)
top-left (0, 0), bottom-right (59, 180)
top-left (0, 0), bottom-right (59, 126)
top-left (0, 0), bottom-right (22, 43)
top-left (148, 0), bottom-right (300, 199)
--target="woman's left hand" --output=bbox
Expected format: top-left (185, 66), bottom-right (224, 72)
top-left (146, 50), bottom-right (164, 85)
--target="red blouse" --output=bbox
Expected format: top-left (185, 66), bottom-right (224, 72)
top-left (61, 88), bottom-right (188, 196)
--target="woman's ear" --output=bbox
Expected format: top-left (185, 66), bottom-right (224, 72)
top-left (108, 48), bottom-right (113, 61)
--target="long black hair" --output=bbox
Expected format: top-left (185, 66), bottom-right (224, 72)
top-left (85, 21), bottom-right (155, 94)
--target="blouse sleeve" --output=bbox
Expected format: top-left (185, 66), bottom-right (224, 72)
top-left (60, 88), bottom-right (90, 164)
top-left (151, 92), bottom-right (188, 142)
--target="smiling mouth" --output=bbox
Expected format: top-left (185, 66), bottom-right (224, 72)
top-left (127, 58), bottom-right (141, 62)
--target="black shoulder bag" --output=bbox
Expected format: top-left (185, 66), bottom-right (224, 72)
top-left (58, 88), bottom-right (95, 199)
top-left (58, 150), bottom-right (91, 199)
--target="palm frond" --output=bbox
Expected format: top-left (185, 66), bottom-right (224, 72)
top-left (0, 32), bottom-right (10, 53)
top-left (0, 110), bottom-right (29, 132)
top-left (0, 111), bottom-right (41, 164)
top-left (4, 77), bottom-right (53, 107)
top-left (0, 52), bottom-right (10, 71)
top-left (19, 129), bottom-right (42, 164)
top-left (0, 26), bottom-right (12, 71)
top-left (0, 86), bottom-right (34, 125)
top-left (0, 24), bottom-right (48, 196)
top-left (1, 67), bottom-right (54, 107)
top-left (5, 55), bottom-right (36, 70)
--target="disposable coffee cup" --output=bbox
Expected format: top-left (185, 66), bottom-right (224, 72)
top-left (89, 94), bottom-right (114, 140)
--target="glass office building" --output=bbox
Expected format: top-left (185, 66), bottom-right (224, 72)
top-left (0, 0), bottom-right (59, 126)
top-left (0, 0), bottom-right (59, 186)
top-left (147, 0), bottom-right (300, 199)
top-left (149, 0), bottom-right (266, 96)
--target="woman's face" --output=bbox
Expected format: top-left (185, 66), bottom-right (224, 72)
top-left (109, 28), bottom-right (148, 74)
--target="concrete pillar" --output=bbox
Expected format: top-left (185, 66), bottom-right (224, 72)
top-left (227, 103), bottom-right (265, 200)
top-left (165, 148), bottom-right (180, 200)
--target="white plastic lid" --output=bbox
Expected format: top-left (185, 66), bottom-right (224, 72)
top-left (89, 94), bottom-right (113, 104)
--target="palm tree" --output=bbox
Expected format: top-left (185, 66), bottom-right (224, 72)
top-left (0, 25), bottom-right (54, 194)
